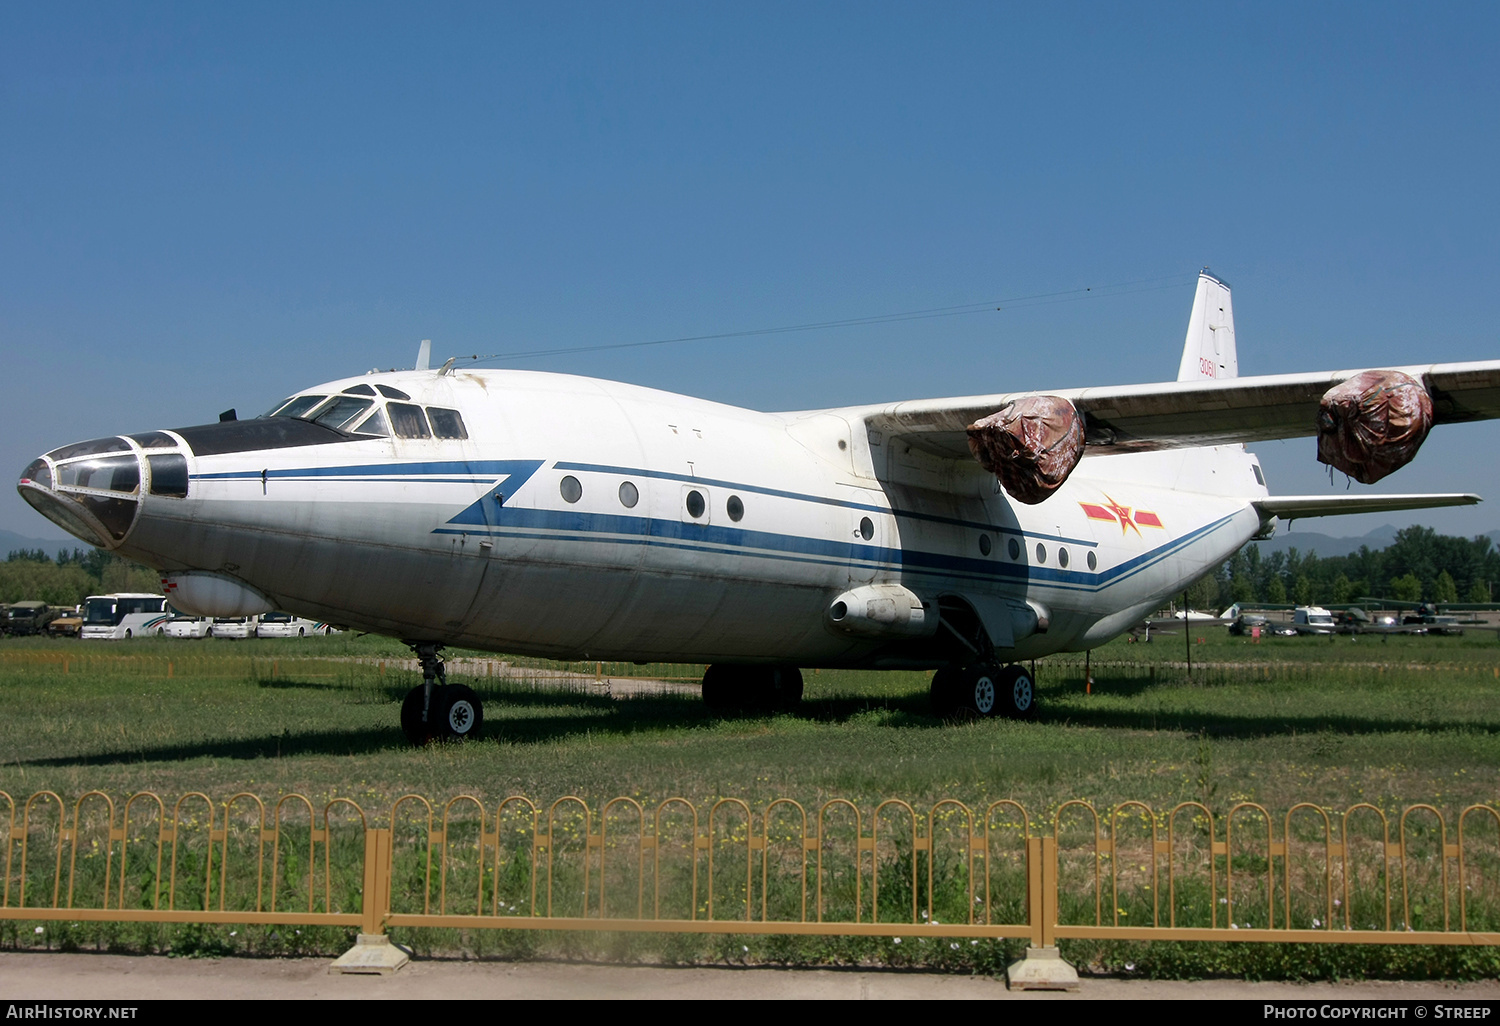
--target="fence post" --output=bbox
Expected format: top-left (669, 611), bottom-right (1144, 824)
top-left (330, 828), bottom-right (408, 974)
top-left (1007, 834), bottom-right (1079, 991)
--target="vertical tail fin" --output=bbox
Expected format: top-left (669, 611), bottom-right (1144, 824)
top-left (1177, 271), bottom-right (1237, 381)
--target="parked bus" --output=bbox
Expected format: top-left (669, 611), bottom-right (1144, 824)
top-left (256, 612), bottom-right (335, 638)
top-left (80, 593), bottom-right (169, 640)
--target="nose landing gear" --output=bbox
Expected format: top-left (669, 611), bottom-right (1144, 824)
top-left (930, 662), bottom-right (1037, 720)
top-left (400, 642), bottom-right (485, 745)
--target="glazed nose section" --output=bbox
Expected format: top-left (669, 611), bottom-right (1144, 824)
top-left (17, 435), bottom-right (154, 547)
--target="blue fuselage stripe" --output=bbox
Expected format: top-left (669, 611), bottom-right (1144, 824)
top-left (554, 460), bottom-right (1100, 546)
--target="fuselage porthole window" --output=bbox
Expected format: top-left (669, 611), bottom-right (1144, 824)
top-left (1058, 547), bottom-right (1069, 568)
top-left (727, 495), bottom-right (744, 522)
top-left (619, 481), bottom-right (639, 508)
top-left (859, 517), bottom-right (874, 541)
top-left (388, 403), bottom-right (432, 439)
top-left (1008, 537), bottom-right (1021, 560)
top-left (686, 489), bottom-right (706, 519)
top-left (1035, 543), bottom-right (1047, 564)
top-left (1087, 550), bottom-right (1098, 570)
top-left (428, 407), bottom-right (469, 439)
top-left (560, 476), bottom-right (583, 503)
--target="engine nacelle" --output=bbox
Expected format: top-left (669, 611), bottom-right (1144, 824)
top-left (966, 395), bottom-right (1085, 504)
top-left (161, 571), bottom-right (275, 617)
top-left (1316, 370), bottom-right (1433, 484)
top-left (826, 584), bottom-right (935, 639)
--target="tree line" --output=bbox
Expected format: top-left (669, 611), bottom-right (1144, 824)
top-left (1187, 525), bottom-right (1497, 609)
top-left (1, 548), bottom-right (161, 607)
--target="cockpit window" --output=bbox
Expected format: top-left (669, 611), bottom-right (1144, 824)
top-left (376, 385), bottom-right (410, 400)
top-left (46, 437), bottom-right (131, 461)
top-left (268, 395), bottom-right (328, 420)
top-left (128, 431), bottom-right (177, 449)
top-left (427, 408), bottom-right (468, 439)
top-left (342, 384), bottom-right (377, 396)
top-left (310, 396), bottom-right (375, 431)
top-left (388, 403), bottom-right (431, 439)
top-left (56, 455), bottom-right (140, 493)
top-left (353, 407), bottom-right (389, 436)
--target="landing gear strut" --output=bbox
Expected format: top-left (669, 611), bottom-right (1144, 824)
top-left (930, 662), bottom-right (1037, 720)
top-left (400, 642), bottom-right (484, 745)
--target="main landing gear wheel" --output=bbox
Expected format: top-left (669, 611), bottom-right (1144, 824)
top-left (701, 665), bottom-right (804, 713)
top-left (928, 666), bottom-right (961, 717)
top-left (931, 663), bottom-right (1039, 720)
top-left (996, 664), bottom-right (1038, 720)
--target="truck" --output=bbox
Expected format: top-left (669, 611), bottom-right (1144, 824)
top-left (4, 601), bottom-right (59, 636)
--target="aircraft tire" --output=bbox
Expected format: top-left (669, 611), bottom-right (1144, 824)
top-left (701, 665), bottom-right (735, 712)
top-left (929, 667), bottom-right (961, 716)
top-left (436, 684), bottom-right (484, 741)
top-left (400, 684), bottom-right (441, 746)
top-left (996, 664), bottom-right (1038, 720)
top-left (766, 666), bottom-right (803, 712)
top-left (952, 663), bottom-right (1002, 719)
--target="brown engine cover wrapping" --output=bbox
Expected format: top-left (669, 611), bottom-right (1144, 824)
top-left (966, 395), bottom-right (1085, 504)
top-left (1316, 370), bottom-right (1433, 484)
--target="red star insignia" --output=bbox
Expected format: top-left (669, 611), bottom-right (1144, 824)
top-left (1101, 494), bottom-right (1141, 537)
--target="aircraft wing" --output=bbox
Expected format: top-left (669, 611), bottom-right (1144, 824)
top-left (855, 360), bottom-right (1500, 459)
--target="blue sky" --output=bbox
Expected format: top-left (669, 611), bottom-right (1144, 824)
top-left (4, 2), bottom-right (1499, 542)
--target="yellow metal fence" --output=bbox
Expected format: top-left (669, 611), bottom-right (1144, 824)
top-left (2, 791), bottom-right (1498, 950)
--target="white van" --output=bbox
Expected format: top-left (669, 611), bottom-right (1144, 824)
top-left (210, 615), bottom-right (260, 639)
top-left (80, 594), bottom-right (169, 640)
top-left (164, 613), bottom-right (213, 639)
top-left (1292, 606), bottom-right (1337, 634)
top-left (256, 612), bottom-right (331, 638)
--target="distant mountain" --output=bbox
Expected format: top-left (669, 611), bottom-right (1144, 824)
top-left (0, 529), bottom-right (91, 559)
top-left (1251, 524), bottom-right (1500, 559)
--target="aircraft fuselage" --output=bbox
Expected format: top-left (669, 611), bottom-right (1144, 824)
top-left (20, 368), bottom-right (1269, 668)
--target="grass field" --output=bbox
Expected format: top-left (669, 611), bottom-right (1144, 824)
top-left (2, 629), bottom-right (1499, 978)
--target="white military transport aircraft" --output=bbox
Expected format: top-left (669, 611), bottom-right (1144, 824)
top-left (17, 274), bottom-right (1500, 743)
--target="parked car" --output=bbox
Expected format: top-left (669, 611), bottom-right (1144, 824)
top-left (47, 606), bottom-right (83, 637)
top-left (1228, 613), bottom-right (1270, 636)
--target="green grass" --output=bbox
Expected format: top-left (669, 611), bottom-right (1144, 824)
top-left (2, 629), bottom-right (1500, 978)
top-left (2, 631), bottom-right (1498, 815)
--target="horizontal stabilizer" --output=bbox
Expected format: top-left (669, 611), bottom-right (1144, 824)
top-left (1254, 493), bottom-right (1481, 521)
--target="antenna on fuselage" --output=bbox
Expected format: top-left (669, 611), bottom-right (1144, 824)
top-left (415, 339), bottom-right (432, 371)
